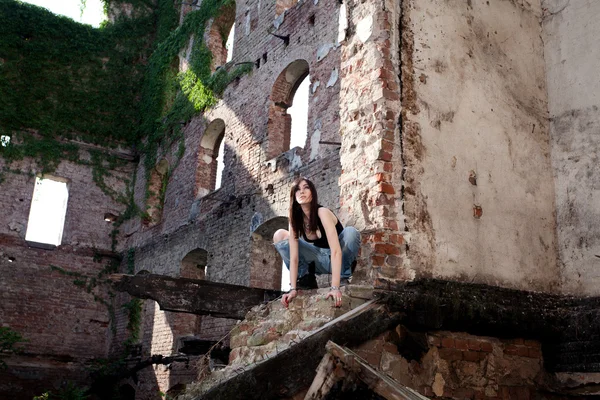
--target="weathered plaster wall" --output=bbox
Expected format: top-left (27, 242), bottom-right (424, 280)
top-left (542, 0), bottom-right (600, 295)
top-left (402, 0), bottom-right (558, 291)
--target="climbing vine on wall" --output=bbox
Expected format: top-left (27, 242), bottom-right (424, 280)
top-left (0, 0), bottom-right (251, 210)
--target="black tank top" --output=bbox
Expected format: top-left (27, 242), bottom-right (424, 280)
top-left (302, 206), bottom-right (344, 249)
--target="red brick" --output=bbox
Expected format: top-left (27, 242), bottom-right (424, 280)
top-left (441, 337), bottom-right (455, 348)
top-left (517, 346), bottom-right (530, 357)
top-left (463, 350), bottom-right (481, 362)
top-left (384, 220), bottom-right (399, 230)
top-left (468, 339), bottom-right (481, 350)
top-left (504, 345), bottom-right (519, 356)
top-left (372, 255), bottom-right (385, 266)
top-left (377, 182), bottom-right (396, 194)
top-left (439, 348), bottom-right (463, 361)
top-left (374, 243), bottom-right (400, 255)
top-left (480, 342), bottom-right (493, 353)
top-left (455, 338), bottom-right (469, 350)
top-left (374, 172), bottom-right (386, 182)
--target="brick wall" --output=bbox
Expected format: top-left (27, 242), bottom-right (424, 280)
top-left (121, 0), bottom-right (347, 394)
top-left (355, 330), bottom-right (545, 400)
top-left (0, 153), bottom-right (134, 398)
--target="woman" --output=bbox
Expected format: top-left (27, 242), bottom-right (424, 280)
top-left (273, 177), bottom-right (360, 308)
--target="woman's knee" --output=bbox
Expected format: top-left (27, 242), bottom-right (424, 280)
top-left (342, 226), bottom-right (360, 244)
top-left (273, 229), bottom-right (289, 243)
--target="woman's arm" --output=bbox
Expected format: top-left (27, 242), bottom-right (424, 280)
top-left (282, 223), bottom-right (299, 307)
top-left (319, 208), bottom-right (343, 307)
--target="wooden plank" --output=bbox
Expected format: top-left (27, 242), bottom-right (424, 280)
top-left (303, 353), bottom-right (345, 400)
top-left (109, 273), bottom-right (282, 319)
top-left (197, 300), bottom-right (403, 400)
top-left (324, 341), bottom-right (430, 400)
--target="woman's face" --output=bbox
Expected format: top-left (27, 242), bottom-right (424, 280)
top-left (295, 180), bottom-right (312, 205)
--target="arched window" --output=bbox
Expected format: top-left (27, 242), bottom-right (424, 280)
top-left (205, 2), bottom-right (236, 70)
top-left (145, 159), bottom-right (169, 226)
top-left (266, 60), bottom-right (310, 159)
top-left (196, 119), bottom-right (225, 198)
top-left (226, 25), bottom-right (235, 62)
top-left (249, 217), bottom-right (289, 290)
top-left (287, 74), bottom-right (310, 149)
top-left (181, 248), bottom-right (208, 280)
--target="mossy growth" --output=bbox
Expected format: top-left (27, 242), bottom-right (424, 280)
top-left (0, 0), bottom-right (251, 216)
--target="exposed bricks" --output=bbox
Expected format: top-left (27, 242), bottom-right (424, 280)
top-left (428, 332), bottom-right (543, 368)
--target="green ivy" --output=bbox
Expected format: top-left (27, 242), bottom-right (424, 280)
top-left (0, 0), bottom-right (251, 234)
top-left (0, 326), bottom-right (27, 369)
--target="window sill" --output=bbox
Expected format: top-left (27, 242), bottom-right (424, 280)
top-left (26, 241), bottom-right (58, 250)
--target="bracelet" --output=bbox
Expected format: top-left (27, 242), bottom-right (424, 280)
top-left (330, 286), bottom-right (340, 291)
top-left (289, 288), bottom-right (297, 292)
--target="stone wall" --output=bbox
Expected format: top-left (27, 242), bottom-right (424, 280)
top-left (542, 0), bottom-right (600, 296)
top-left (401, 0), bottom-right (559, 292)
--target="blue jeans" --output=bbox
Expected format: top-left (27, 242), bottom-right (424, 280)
top-left (274, 227), bottom-right (360, 279)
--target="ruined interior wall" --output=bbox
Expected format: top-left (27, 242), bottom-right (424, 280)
top-left (192, 289), bottom-right (555, 400)
top-left (126, 0), bottom-right (345, 280)
top-left (402, 0), bottom-right (559, 291)
top-left (542, 0), bottom-right (600, 296)
top-left (338, 0), bottom-right (406, 283)
top-left (124, 0), bottom-right (345, 395)
top-left (0, 156), bottom-right (133, 399)
top-left (356, 330), bottom-right (545, 399)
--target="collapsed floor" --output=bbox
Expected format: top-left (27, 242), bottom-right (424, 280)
top-left (113, 274), bottom-right (600, 399)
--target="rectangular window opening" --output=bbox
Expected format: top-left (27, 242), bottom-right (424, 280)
top-left (25, 176), bottom-right (69, 248)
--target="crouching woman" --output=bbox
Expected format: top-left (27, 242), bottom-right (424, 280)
top-left (273, 177), bottom-right (360, 308)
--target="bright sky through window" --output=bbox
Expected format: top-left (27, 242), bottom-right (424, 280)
top-left (288, 75), bottom-right (310, 149)
top-left (215, 139), bottom-right (225, 190)
top-left (226, 25), bottom-right (235, 62)
top-left (0, 135), bottom-right (10, 147)
top-left (25, 177), bottom-right (69, 246)
top-left (21, 0), bottom-right (106, 27)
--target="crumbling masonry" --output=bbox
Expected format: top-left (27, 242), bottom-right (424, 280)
top-left (1, 0), bottom-right (600, 399)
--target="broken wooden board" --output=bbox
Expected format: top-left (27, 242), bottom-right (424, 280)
top-left (109, 273), bottom-right (282, 319)
top-left (304, 341), bottom-right (429, 400)
top-left (197, 300), bottom-right (403, 400)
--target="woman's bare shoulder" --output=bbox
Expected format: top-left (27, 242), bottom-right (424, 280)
top-left (318, 207), bottom-right (337, 223)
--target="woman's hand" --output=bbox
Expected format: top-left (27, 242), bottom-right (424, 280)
top-left (281, 289), bottom-right (298, 308)
top-left (326, 288), bottom-right (342, 307)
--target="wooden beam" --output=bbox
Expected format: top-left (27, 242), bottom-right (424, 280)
top-left (321, 341), bottom-right (430, 400)
top-left (109, 274), bottom-right (282, 319)
top-left (196, 300), bottom-right (403, 400)
top-left (304, 352), bottom-right (345, 400)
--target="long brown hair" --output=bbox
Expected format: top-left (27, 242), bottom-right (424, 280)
top-left (289, 177), bottom-right (319, 239)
